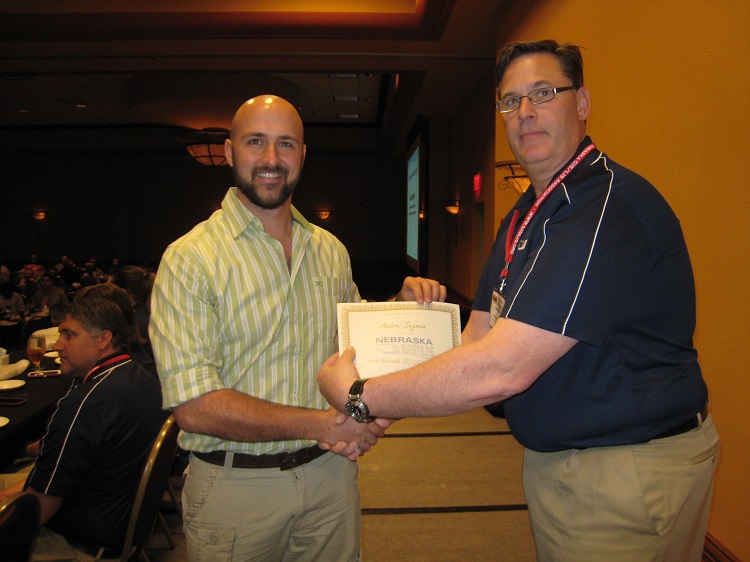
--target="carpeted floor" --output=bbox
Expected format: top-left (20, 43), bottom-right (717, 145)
top-left (359, 409), bottom-right (535, 561)
top-left (148, 408), bottom-right (536, 561)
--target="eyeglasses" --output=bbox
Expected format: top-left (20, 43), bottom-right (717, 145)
top-left (496, 86), bottom-right (576, 114)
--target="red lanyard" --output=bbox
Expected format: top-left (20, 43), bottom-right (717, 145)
top-left (83, 354), bottom-right (130, 383)
top-left (498, 143), bottom-right (596, 293)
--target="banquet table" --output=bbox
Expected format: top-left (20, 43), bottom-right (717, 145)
top-left (0, 349), bottom-right (75, 472)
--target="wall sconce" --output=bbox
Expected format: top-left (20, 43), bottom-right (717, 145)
top-left (177, 128), bottom-right (229, 166)
top-left (418, 208), bottom-right (425, 220)
top-left (314, 210), bottom-right (331, 220)
top-left (443, 200), bottom-right (460, 215)
top-left (32, 211), bottom-right (47, 221)
top-left (496, 161), bottom-right (530, 195)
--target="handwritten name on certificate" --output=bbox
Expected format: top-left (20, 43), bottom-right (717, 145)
top-left (337, 302), bottom-right (462, 378)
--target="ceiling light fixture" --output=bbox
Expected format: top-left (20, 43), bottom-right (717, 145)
top-left (314, 210), bottom-right (331, 220)
top-left (178, 128), bottom-right (229, 166)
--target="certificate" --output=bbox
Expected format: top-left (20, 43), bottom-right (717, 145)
top-left (337, 302), bottom-right (462, 378)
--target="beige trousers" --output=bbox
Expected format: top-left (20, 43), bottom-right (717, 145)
top-left (183, 451), bottom-right (361, 562)
top-left (523, 415), bottom-right (720, 562)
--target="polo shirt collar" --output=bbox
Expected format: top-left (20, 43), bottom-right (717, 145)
top-left (535, 136), bottom-right (599, 207)
top-left (82, 351), bottom-right (131, 384)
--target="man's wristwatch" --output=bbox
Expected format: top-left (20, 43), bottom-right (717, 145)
top-left (345, 379), bottom-right (373, 423)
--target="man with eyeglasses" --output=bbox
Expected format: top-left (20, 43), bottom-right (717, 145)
top-left (318, 40), bottom-right (718, 561)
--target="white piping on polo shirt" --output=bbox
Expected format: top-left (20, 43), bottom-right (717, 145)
top-left (561, 153), bottom-right (613, 334)
top-left (37, 361), bottom-right (132, 495)
top-left (504, 151), bottom-right (614, 337)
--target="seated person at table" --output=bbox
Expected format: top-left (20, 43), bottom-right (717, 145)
top-left (0, 284), bottom-right (167, 561)
top-left (108, 264), bottom-right (155, 348)
top-left (0, 281), bottom-right (26, 321)
top-left (73, 283), bottom-right (157, 377)
top-left (0, 258), bottom-right (10, 284)
top-left (29, 273), bottom-right (69, 325)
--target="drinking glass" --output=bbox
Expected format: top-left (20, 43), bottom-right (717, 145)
top-left (27, 335), bottom-right (46, 375)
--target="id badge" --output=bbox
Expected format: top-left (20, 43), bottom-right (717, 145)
top-left (489, 289), bottom-right (505, 328)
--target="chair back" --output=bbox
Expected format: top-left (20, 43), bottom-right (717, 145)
top-left (0, 492), bottom-right (40, 562)
top-left (119, 414), bottom-right (180, 562)
top-left (20, 318), bottom-right (53, 346)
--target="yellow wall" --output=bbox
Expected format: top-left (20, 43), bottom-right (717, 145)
top-left (493, 0), bottom-right (750, 557)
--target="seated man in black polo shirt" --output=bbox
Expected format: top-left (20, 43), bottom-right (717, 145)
top-left (0, 284), bottom-right (167, 560)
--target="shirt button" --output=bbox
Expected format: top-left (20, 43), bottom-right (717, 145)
top-left (209, 531), bottom-right (219, 543)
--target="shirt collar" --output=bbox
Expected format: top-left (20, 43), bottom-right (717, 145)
top-left (222, 187), bottom-right (315, 239)
top-left (82, 351), bottom-right (131, 383)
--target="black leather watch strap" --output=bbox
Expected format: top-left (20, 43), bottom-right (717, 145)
top-left (348, 378), bottom-right (368, 398)
top-left (345, 378), bottom-right (373, 422)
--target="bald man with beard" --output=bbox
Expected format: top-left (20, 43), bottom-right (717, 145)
top-left (150, 95), bottom-right (445, 561)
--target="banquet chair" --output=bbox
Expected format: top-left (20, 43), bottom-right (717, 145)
top-left (0, 491), bottom-right (41, 562)
top-left (103, 414), bottom-right (179, 562)
top-left (20, 317), bottom-right (52, 346)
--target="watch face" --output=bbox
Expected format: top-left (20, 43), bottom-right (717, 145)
top-left (345, 399), bottom-right (371, 422)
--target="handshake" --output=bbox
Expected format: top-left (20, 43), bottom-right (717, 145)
top-left (317, 406), bottom-right (391, 462)
top-left (316, 347), bottom-right (390, 462)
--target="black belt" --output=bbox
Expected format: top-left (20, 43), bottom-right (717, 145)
top-left (654, 402), bottom-right (710, 440)
top-left (194, 445), bottom-right (327, 471)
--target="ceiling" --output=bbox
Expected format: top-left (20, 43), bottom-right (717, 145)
top-left (0, 0), bottom-right (504, 156)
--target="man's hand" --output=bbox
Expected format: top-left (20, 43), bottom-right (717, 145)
top-left (394, 276), bottom-right (447, 304)
top-left (318, 347), bottom-right (360, 411)
top-left (317, 407), bottom-right (386, 461)
top-left (24, 440), bottom-right (41, 458)
top-left (320, 413), bottom-right (395, 460)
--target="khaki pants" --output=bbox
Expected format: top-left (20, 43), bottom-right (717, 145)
top-left (523, 415), bottom-right (720, 562)
top-left (183, 451), bottom-right (361, 562)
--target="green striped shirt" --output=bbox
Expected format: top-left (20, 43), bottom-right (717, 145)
top-left (150, 188), bottom-right (359, 454)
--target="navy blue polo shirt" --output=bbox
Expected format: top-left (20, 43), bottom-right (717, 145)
top-left (26, 353), bottom-right (167, 550)
top-left (474, 137), bottom-right (707, 451)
